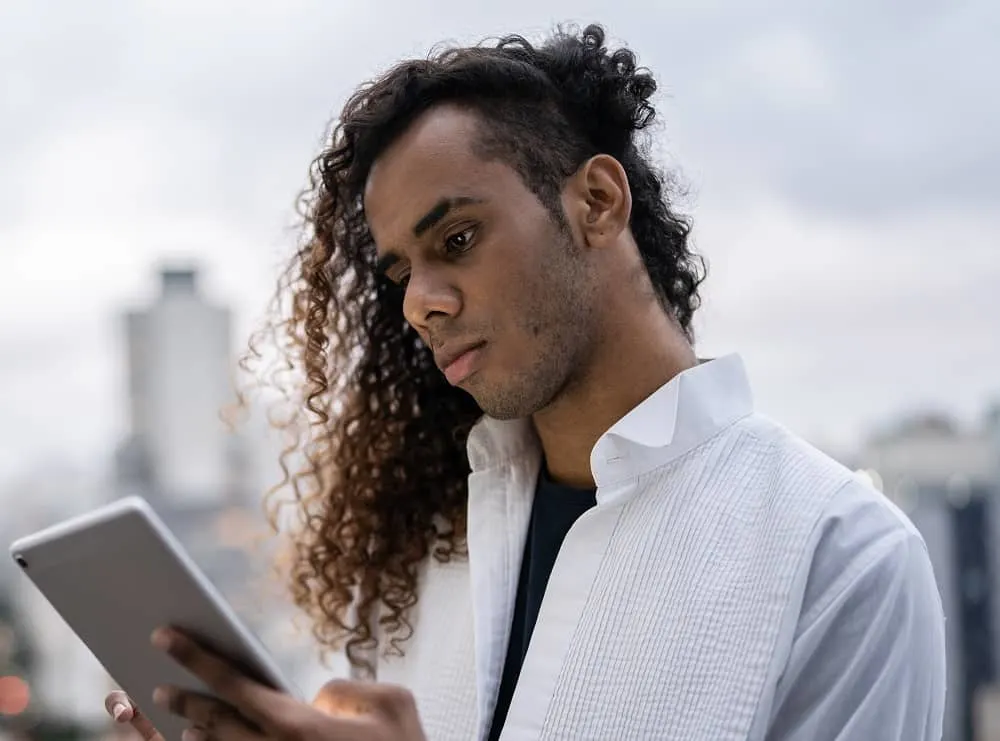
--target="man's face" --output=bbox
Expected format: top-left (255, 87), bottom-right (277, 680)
top-left (363, 105), bottom-right (596, 420)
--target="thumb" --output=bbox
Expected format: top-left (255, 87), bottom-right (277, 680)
top-left (105, 691), bottom-right (165, 741)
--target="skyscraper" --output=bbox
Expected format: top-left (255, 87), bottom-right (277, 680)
top-left (116, 266), bottom-right (240, 506)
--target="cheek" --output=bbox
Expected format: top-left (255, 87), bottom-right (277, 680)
top-left (475, 223), bottom-right (575, 349)
top-left (490, 266), bottom-right (548, 335)
top-left (497, 279), bottom-right (560, 352)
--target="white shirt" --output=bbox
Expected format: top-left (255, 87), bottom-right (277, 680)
top-left (371, 354), bottom-right (947, 740)
top-left (750, 463), bottom-right (946, 740)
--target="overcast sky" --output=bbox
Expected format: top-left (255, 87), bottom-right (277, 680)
top-left (1, 0), bottom-right (998, 484)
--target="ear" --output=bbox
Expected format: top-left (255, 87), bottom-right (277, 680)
top-left (562, 154), bottom-right (632, 249)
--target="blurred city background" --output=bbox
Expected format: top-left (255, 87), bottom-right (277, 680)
top-left (1, 2), bottom-right (997, 741)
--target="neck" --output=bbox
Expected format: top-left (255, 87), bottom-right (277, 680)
top-left (531, 302), bottom-right (697, 489)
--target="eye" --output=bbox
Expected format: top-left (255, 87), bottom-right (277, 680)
top-left (444, 225), bottom-right (477, 255)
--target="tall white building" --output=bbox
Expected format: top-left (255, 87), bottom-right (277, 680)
top-left (118, 266), bottom-right (239, 506)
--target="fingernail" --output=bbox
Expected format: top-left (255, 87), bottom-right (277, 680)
top-left (151, 628), bottom-right (172, 650)
top-left (112, 703), bottom-right (128, 721)
top-left (182, 729), bottom-right (205, 741)
top-left (152, 687), bottom-right (169, 707)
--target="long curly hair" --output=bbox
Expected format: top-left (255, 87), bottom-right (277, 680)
top-left (243, 23), bottom-right (705, 676)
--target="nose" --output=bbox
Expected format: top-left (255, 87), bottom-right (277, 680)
top-left (402, 267), bottom-right (462, 332)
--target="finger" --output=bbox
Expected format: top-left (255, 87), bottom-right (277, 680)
top-left (151, 686), bottom-right (263, 741)
top-left (312, 680), bottom-right (374, 717)
top-left (152, 628), bottom-right (291, 730)
top-left (104, 691), bottom-right (165, 741)
top-left (315, 714), bottom-right (411, 741)
top-left (176, 713), bottom-right (264, 741)
top-left (314, 679), bottom-right (417, 721)
top-left (105, 691), bottom-right (133, 722)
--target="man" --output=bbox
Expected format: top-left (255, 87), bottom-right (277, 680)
top-left (106, 24), bottom-right (946, 741)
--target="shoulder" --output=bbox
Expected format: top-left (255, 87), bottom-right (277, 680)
top-left (729, 413), bottom-right (855, 491)
top-left (799, 474), bottom-right (937, 630)
top-left (759, 470), bottom-right (947, 739)
top-left (739, 414), bottom-right (933, 597)
top-left (721, 413), bottom-right (939, 622)
top-left (703, 413), bottom-right (863, 525)
top-left (744, 426), bottom-right (946, 738)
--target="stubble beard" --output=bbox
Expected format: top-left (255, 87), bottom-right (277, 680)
top-left (472, 239), bottom-right (595, 421)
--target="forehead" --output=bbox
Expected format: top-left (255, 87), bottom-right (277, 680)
top-left (363, 106), bottom-right (514, 242)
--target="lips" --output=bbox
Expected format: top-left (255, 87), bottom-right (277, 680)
top-left (435, 342), bottom-right (486, 385)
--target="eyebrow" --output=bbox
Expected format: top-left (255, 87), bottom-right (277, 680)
top-left (412, 196), bottom-right (482, 237)
top-left (375, 196), bottom-right (483, 278)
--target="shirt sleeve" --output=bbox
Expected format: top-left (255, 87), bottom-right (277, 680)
top-left (765, 487), bottom-right (947, 741)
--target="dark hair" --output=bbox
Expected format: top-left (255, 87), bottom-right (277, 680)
top-left (248, 22), bottom-right (705, 676)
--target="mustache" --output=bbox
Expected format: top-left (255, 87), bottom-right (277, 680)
top-left (425, 328), bottom-right (482, 352)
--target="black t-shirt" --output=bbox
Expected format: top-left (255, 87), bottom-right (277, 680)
top-left (486, 467), bottom-right (597, 741)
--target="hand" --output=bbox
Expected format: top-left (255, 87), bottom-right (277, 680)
top-left (106, 680), bottom-right (422, 741)
top-left (142, 626), bottom-right (427, 741)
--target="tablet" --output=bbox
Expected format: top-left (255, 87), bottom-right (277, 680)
top-left (9, 496), bottom-right (301, 740)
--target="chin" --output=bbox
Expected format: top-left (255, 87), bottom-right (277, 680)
top-left (467, 378), bottom-right (553, 421)
top-left (476, 404), bottom-right (524, 421)
top-left (467, 389), bottom-right (515, 420)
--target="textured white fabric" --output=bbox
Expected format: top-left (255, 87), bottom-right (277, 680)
top-left (750, 481), bottom-right (947, 740)
top-left (373, 354), bottom-right (946, 740)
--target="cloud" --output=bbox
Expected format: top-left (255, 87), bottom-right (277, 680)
top-left (0, 0), bottom-right (997, 482)
top-left (675, 0), bottom-right (1000, 217)
top-left (695, 195), bottom-right (1000, 445)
